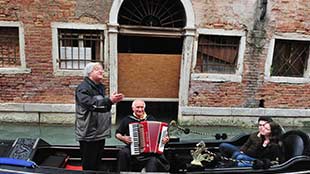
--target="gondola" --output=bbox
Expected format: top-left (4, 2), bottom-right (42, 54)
top-left (0, 127), bottom-right (310, 174)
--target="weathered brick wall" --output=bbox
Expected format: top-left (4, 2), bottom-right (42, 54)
top-left (0, 0), bottom-right (309, 109)
top-left (189, 81), bottom-right (245, 107)
top-left (188, 0), bottom-right (310, 108)
top-left (0, 0), bottom-right (112, 104)
top-left (193, 0), bottom-right (256, 30)
top-left (271, 0), bottom-right (310, 33)
top-left (256, 1), bottom-right (310, 109)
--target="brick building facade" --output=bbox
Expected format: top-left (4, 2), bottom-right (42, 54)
top-left (0, 0), bottom-right (309, 126)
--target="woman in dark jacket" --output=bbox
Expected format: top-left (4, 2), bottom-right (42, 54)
top-left (235, 121), bottom-right (284, 167)
top-left (219, 117), bottom-right (284, 167)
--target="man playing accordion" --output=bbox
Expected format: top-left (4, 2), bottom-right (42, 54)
top-left (115, 99), bottom-right (170, 172)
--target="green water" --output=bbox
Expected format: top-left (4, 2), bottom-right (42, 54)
top-left (1, 123), bottom-right (309, 145)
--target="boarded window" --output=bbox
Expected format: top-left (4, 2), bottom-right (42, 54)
top-left (58, 29), bottom-right (104, 70)
top-left (195, 35), bottom-right (240, 74)
top-left (271, 39), bottom-right (309, 77)
top-left (118, 53), bottom-right (180, 98)
top-left (0, 27), bottom-right (20, 67)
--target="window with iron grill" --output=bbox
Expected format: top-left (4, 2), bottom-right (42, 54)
top-left (0, 27), bottom-right (20, 68)
top-left (58, 29), bottom-right (104, 70)
top-left (196, 35), bottom-right (240, 74)
top-left (271, 39), bottom-right (309, 77)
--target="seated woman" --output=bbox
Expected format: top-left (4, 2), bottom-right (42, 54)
top-left (219, 116), bottom-right (284, 167)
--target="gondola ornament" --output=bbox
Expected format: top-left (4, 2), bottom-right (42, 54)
top-left (190, 141), bottom-right (209, 166)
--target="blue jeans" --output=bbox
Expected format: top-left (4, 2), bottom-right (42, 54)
top-left (219, 143), bottom-right (256, 167)
top-left (219, 143), bottom-right (240, 158)
top-left (235, 153), bottom-right (256, 167)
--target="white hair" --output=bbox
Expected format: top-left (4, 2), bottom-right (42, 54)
top-left (83, 62), bottom-right (101, 77)
top-left (132, 99), bottom-right (146, 108)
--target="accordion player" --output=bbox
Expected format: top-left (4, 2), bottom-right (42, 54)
top-left (129, 121), bottom-right (168, 155)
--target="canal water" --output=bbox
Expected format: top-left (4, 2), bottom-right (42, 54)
top-left (1, 123), bottom-right (309, 145)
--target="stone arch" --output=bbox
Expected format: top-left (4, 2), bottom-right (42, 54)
top-left (108, 0), bottom-right (196, 124)
top-left (109, 0), bottom-right (195, 28)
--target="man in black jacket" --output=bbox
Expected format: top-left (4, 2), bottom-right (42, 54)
top-left (75, 62), bottom-right (123, 171)
top-left (115, 99), bottom-right (170, 172)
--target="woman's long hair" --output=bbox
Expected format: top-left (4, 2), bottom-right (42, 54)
top-left (269, 121), bottom-right (283, 143)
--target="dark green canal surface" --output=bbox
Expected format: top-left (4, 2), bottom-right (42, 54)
top-left (1, 123), bottom-right (309, 145)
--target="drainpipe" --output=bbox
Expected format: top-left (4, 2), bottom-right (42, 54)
top-left (260, 0), bottom-right (267, 20)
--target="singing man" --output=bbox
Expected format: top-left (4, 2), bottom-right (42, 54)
top-left (115, 99), bottom-right (170, 172)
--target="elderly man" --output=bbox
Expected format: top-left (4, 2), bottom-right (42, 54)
top-left (115, 99), bottom-right (170, 172)
top-left (75, 62), bottom-right (124, 171)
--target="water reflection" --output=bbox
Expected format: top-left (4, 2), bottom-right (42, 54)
top-left (1, 123), bottom-right (309, 145)
top-left (0, 123), bottom-right (76, 145)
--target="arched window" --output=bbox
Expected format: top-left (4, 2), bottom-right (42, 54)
top-left (118, 0), bottom-right (186, 28)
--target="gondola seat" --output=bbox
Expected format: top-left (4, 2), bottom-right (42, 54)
top-left (281, 130), bottom-right (310, 161)
top-left (40, 155), bottom-right (68, 168)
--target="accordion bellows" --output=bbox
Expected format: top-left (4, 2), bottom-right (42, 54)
top-left (129, 121), bottom-right (168, 155)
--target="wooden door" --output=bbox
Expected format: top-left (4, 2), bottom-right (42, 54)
top-left (118, 53), bottom-right (181, 98)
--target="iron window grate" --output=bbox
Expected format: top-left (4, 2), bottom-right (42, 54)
top-left (271, 39), bottom-right (309, 77)
top-left (58, 29), bottom-right (104, 70)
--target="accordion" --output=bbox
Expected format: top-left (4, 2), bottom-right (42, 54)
top-left (129, 121), bottom-right (168, 155)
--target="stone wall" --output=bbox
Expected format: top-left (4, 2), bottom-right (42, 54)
top-left (188, 0), bottom-right (310, 109)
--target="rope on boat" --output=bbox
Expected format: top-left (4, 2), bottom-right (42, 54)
top-left (204, 146), bottom-right (253, 164)
top-left (169, 120), bottom-right (227, 139)
top-left (203, 147), bottom-right (279, 166)
top-left (169, 120), bottom-right (209, 136)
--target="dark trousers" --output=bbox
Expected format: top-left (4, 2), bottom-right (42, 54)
top-left (118, 146), bottom-right (170, 172)
top-left (79, 139), bottom-right (105, 171)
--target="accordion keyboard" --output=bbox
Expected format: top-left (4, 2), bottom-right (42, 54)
top-left (129, 123), bottom-right (140, 155)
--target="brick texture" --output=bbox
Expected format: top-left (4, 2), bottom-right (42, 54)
top-left (189, 0), bottom-right (310, 108)
top-left (0, 0), bottom-right (110, 104)
top-left (0, 0), bottom-right (309, 109)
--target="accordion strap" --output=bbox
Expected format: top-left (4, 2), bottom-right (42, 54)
top-left (129, 115), bottom-right (147, 122)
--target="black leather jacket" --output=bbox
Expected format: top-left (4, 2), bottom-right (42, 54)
top-left (75, 77), bottom-right (113, 141)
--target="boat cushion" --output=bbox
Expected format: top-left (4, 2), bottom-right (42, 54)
top-left (0, 157), bottom-right (37, 168)
top-left (283, 135), bottom-right (303, 159)
top-left (65, 164), bottom-right (83, 171)
top-left (40, 155), bottom-right (67, 168)
top-left (281, 130), bottom-right (310, 161)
